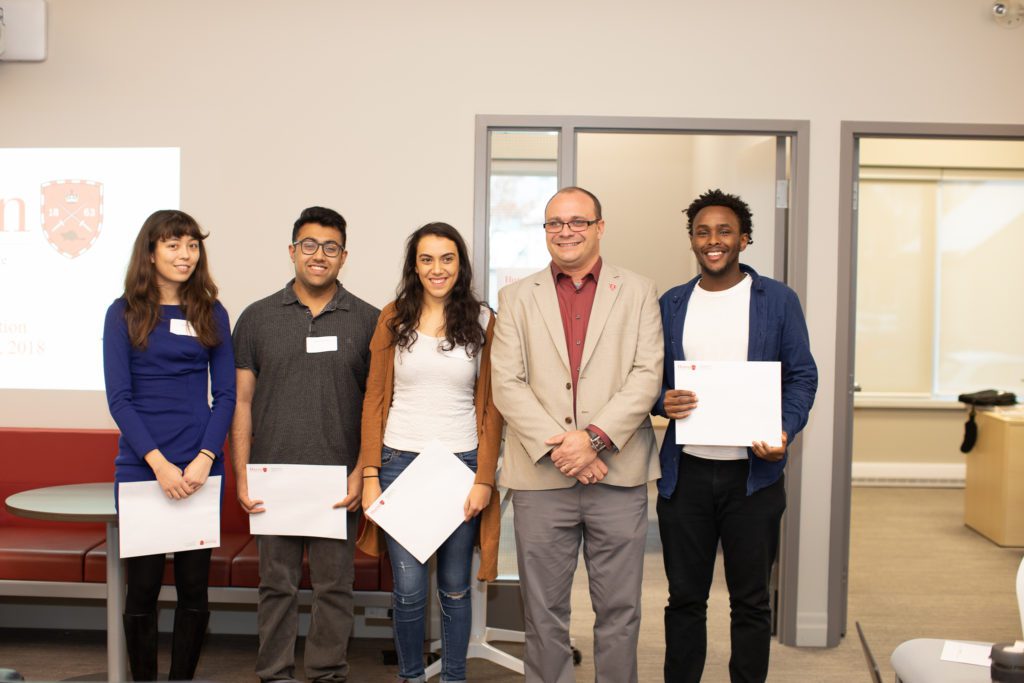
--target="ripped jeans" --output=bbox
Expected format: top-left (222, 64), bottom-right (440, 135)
top-left (379, 445), bottom-right (479, 683)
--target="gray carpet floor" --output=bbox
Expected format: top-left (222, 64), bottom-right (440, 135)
top-left (1, 486), bottom-right (1021, 681)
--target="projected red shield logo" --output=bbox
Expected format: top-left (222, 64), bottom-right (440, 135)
top-left (39, 180), bottom-right (104, 259)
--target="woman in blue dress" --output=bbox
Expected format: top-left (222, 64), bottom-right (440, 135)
top-left (103, 210), bottom-right (236, 681)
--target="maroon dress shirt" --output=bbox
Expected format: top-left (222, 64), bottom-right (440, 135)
top-left (551, 259), bottom-right (613, 450)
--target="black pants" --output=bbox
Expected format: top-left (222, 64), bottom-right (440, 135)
top-left (125, 548), bottom-right (212, 614)
top-left (656, 454), bottom-right (786, 683)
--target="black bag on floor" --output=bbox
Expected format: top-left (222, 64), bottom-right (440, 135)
top-left (958, 390), bottom-right (1018, 453)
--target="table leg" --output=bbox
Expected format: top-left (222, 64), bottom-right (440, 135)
top-left (106, 521), bottom-right (127, 683)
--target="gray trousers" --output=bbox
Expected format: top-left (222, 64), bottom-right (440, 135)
top-left (255, 521), bottom-right (356, 683)
top-left (512, 483), bottom-right (648, 683)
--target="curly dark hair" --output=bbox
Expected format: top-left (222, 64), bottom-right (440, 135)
top-left (684, 189), bottom-right (754, 245)
top-left (388, 222), bottom-right (486, 357)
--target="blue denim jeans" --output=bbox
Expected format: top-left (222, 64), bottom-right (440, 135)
top-left (379, 445), bottom-right (479, 683)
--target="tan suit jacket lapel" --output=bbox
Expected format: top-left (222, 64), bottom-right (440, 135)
top-left (580, 265), bottom-right (622, 373)
top-left (530, 272), bottom-right (571, 373)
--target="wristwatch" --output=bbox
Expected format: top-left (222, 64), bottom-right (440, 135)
top-left (586, 429), bottom-right (607, 454)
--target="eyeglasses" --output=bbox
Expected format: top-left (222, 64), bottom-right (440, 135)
top-left (292, 238), bottom-right (344, 257)
top-left (542, 219), bottom-right (600, 233)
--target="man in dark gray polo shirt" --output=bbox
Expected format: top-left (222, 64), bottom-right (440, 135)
top-left (231, 206), bottom-right (379, 683)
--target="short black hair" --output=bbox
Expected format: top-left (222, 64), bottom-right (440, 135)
top-left (292, 206), bottom-right (347, 247)
top-left (548, 186), bottom-right (603, 220)
top-left (684, 189), bottom-right (753, 245)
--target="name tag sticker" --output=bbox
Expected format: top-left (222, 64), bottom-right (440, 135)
top-left (306, 336), bottom-right (338, 353)
top-left (169, 319), bottom-right (198, 337)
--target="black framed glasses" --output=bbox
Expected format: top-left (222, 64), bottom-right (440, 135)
top-left (292, 238), bottom-right (344, 257)
top-left (542, 219), bottom-right (600, 233)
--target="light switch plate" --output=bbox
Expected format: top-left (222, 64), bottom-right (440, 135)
top-left (0, 0), bottom-right (47, 62)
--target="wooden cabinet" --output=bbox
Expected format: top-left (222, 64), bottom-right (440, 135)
top-left (964, 408), bottom-right (1024, 546)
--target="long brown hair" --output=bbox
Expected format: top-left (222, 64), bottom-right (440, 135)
top-left (122, 210), bottom-right (220, 349)
top-left (388, 222), bottom-right (486, 357)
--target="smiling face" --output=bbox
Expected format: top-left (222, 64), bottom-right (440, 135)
top-left (289, 222), bottom-right (347, 294)
top-left (151, 235), bottom-right (200, 299)
top-left (415, 234), bottom-right (459, 304)
top-left (545, 190), bottom-right (604, 276)
top-left (690, 205), bottom-right (749, 288)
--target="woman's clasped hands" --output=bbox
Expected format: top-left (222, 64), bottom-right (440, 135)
top-left (144, 449), bottom-right (211, 499)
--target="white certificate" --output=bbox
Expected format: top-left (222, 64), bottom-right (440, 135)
top-left (365, 439), bottom-right (475, 564)
top-left (674, 360), bottom-right (782, 447)
top-left (939, 640), bottom-right (992, 667)
top-left (118, 476), bottom-right (221, 559)
top-left (246, 464), bottom-right (348, 539)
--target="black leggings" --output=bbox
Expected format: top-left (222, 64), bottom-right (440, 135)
top-left (124, 548), bottom-right (212, 614)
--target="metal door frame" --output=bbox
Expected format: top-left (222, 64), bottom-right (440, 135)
top-left (474, 114), bottom-right (812, 645)
top-left (833, 120), bottom-right (1024, 644)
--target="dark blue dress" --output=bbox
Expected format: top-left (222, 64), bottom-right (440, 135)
top-left (103, 299), bottom-right (236, 494)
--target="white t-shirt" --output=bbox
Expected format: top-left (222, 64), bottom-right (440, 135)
top-left (681, 275), bottom-right (751, 461)
top-left (383, 333), bottom-right (479, 453)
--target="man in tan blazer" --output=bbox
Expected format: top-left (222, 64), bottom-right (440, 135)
top-left (491, 186), bottom-right (663, 683)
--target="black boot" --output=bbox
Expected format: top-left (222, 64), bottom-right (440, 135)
top-left (122, 612), bottom-right (158, 681)
top-left (167, 608), bottom-right (209, 680)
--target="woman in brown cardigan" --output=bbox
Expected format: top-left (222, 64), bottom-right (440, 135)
top-left (357, 222), bottom-right (502, 683)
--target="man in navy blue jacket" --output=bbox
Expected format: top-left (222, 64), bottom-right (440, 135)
top-left (653, 189), bottom-right (817, 683)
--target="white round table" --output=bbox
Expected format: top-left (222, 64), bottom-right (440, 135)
top-left (5, 483), bottom-right (126, 683)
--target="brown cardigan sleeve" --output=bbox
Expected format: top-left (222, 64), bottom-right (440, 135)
top-left (355, 303), bottom-right (397, 474)
top-left (474, 308), bottom-right (505, 581)
top-left (355, 304), bottom-right (397, 558)
top-left (473, 309), bottom-right (502, 488)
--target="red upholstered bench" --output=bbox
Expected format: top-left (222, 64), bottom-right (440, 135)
top-left (0, 428), bottom-right (392, 636)
top-left (0, 526), bottom-right (106, 582)
top-left (0, 429), bottom-right (112, 584)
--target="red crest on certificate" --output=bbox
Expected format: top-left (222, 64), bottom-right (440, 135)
top-left (39, 180), bottom-right (104, 258)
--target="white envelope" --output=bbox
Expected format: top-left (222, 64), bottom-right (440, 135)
top-left (365, 440), bottom-right (475, 564)
top-left (118, 476), bottom-right (221, 559)
top-left (246, 464), bottom-right (348, 539)
top-left (674, 360), bottom-right (782, 447)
